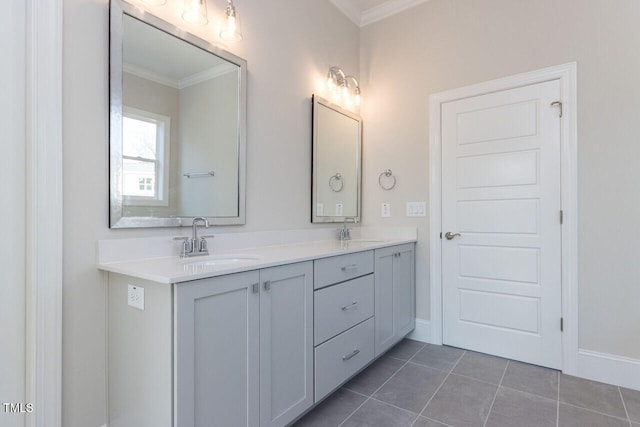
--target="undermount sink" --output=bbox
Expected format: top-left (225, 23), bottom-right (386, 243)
top-left (180, 254), bottom-right (262, 267)
top-left (346, 239), bottom-right (386, 243)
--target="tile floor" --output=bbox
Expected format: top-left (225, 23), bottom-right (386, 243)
top-left (294, 339), bottom-right (640, 427)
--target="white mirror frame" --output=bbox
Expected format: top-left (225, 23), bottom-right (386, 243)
top-left (311, 95), bottom-right (362, 224)
top-left (109, 0), bottom-right (247, 228)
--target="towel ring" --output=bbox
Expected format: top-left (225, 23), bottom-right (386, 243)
top-left (329, 173), bottom-right (344, 192)
top-left (378, 169), bottom-right (396, 190)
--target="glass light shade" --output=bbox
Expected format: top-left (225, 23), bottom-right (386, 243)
top-left (354, 92), bottom-right (361, 106)
top-left (182, 0), bottom-right (208, 26)
top-left (220, 1), bottom-right (243, 41)
top-left (141, 0), bottom-right (167, 5)
top-left (342, 84), bottom-right (349, 99)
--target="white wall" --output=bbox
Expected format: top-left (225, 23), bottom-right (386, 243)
top-left (359, 0), bottom-right (640, 359)
top-left (62, 0), bottom-right (359, 425)
top-left (0, 1), bottom-right (26, 426)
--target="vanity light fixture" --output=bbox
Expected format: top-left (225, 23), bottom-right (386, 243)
top-left (220, 0), bottom-right (243, 41)
top-left (182, 0), bottom-right (208, 26)
top-left (142, 0), bottom-right (167, 5)
top-left (326, 66), bottom-right (361, 107)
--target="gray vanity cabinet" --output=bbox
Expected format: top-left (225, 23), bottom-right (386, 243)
top-left (174, 270), bottom-right (261, 427)
top-left (374, 243), bottom-right (416, 356)
top-left (259, 262), bottom-right (314, 427)
top-left (174, 261), bottom-right (314, 427)
top-left (106, 242), bottom-right (414, 427)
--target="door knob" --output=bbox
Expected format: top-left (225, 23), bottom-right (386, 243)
top-left (444, 232), bottom-right (461, 240)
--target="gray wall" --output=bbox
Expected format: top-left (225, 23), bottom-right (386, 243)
top-left (178, 72), bottom-right (239, 217)
top-left (62, 0), bottom-right (359, 425)
top-left (359, 0), bottom-right (640, 359)
top-left (0, 1), bottom-right (26, 426)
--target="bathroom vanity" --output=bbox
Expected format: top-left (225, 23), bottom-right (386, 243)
top-left (99, 234), bottom-right (415, 427)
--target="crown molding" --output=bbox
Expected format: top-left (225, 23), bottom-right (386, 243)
top-left (361, 0), bottom-right (430, 26)
top-left (328, 0), bottom-right (363, 26)
top-left (123, 62), bottom-right (236, 90)
top-left (329, 0), bottom-right (430, 27)
top-left (178, 62), bottom-right (237, 89)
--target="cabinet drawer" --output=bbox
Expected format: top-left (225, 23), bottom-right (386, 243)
top-left (314, 318), bottom-right (374, 402)
top-left (314, 275), bottom-right (374, 345)
top-left (314, 251), bottom-right (374, 289)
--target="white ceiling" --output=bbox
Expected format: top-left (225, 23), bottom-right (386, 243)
top-left (123, 15), bottom-right (232, 88)
top-left (329, 0), bottom-right (430, 27)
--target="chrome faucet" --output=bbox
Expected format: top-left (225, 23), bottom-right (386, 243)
top-left (338, 217), bottom-right (358, 242)
top-left (174, 217), bottom-right (214, 258)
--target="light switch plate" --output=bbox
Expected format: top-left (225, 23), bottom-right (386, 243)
top-left (335, 203), bottom-right (344, 216)
top-left (381, 203), bottom-right (391, 218)
top-left (127, 285), bottom-right (144, 311)
top-left (406, 201), bottom-right (427, 217)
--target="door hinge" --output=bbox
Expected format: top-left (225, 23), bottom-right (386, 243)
top-left (551, 101), bottom-right (563, 118)
top-left (560, 210), bottom-right (564, 225)
top-left (560, 317), bottom-right (564, 332)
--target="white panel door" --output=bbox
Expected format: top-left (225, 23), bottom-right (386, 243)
top-left (441, 80), bottom-right (562, 369)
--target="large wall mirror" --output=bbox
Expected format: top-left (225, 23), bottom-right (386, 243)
top-left (312, 95), bottom-right (362, 223)
top-left (110, 0), bottom-right (247, 228)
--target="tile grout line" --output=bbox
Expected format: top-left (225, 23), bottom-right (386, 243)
top-left (559, 401), bottom-right (634, 423)
top-left (617, 386), bottom-right (632, 427)
top-left (338, 342), bottom-right (426, 427)
top-left (556, 371), bottom-right (560, 427)
top-left (368, 396), bottom-right (420, 416)
top-left (409, 350), bottom-right (468, 426)
top-left (482, 360), bottom-right (509, 427)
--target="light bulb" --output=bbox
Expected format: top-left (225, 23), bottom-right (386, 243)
top-left (342, 84), bottom-right (349, 99)
top-left (220, 0), bottom-right (243, 41)
top-left (183, 0), bottom-right (208, 26)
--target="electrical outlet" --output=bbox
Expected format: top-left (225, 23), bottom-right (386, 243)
top-left (406, 201), bottom-right (427, 217)
top-left (316, 203), bottom-right (324, 216)
top-left (127, 285), bottom-right (145, 311)
top-left (381, 203), bottom-right (391, 218)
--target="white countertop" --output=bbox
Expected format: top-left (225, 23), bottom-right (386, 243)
top-left (97, 237), bottom-right (416, 284)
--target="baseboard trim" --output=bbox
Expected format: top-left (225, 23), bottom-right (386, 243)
top-left (568, 349), bottom-right (640, 391)
top-left (408, 320), bottom-right (640, 391)
top-left (407, 318), bottom-right (433, 343)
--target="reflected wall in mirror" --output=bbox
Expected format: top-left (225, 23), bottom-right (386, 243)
top-left (110, 0), bottom-right (247, 228)
top-left (312, 95), bottom-right (362, 223)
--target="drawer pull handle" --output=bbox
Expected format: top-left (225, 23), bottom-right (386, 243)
top-left (341, 301), bottom-right (358, 311)
top-left (341, 264), bottom-right (358, 272)
top-left (342, 349), bottom-right (360, 361)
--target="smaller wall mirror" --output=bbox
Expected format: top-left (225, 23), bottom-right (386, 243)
top-left (312, 95), bottom-right (362, 223)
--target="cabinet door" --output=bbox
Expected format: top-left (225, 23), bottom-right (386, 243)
top-left (260, 262), bottom-right (314, 427)
top-left (374, 246), bottom-right (396, 357)
top-left (174, 271), bottom-right (260, 427)
top-left (395, 244), bottom-right (416, 339)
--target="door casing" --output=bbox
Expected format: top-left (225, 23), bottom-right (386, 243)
top-left (428, 63), bottom-right (578, 374)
